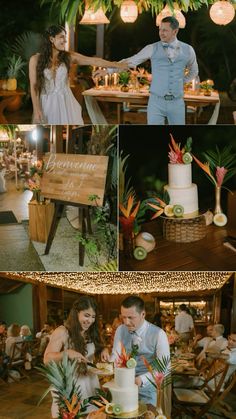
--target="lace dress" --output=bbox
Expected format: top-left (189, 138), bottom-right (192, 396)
top-left (45, 326), bottom-right (99, 418)
top-left (40, 64), bottom-right (84, 124)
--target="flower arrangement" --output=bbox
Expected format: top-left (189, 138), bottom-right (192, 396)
top-left (115, 342), bottom-right (138, 368)
top-left (168, 134), bottom-right (193, 164)
top-left (200, 79), bottom-right (214, 95)
top-left (37, 353), bottom-right (89, 419)
top-left (119, 195), bottom-right (140, 239)
top-left (26, 159), bottom-right (44, 203)
top-left (141, 356), bottom-right (173, 417)
top-left (193, 145), bottom-right (236, 224)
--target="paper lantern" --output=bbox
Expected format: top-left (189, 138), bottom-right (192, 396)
top-left (80, 5), bottom-right (110, 24)
top-left (120, 0), bottom-right (138, 23)
top-left (156, 3), bottom-right (186, 28)
top-left (210, 1), bottom-right (235, 25)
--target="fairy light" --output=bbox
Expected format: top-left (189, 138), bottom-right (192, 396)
top-left (1, 272), bottom-right (231, 295)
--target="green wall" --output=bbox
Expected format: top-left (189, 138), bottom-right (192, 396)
top-left (0, 283), bottom-right (33, 329)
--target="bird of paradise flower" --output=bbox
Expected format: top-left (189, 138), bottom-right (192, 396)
top-left (119, 194), bottom-right (140, 238)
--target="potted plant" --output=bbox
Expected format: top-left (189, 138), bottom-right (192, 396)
top-left (200, 80), bottom-right (214, 96)
top-left (37, 353), bottom-right (89, 419)
top-left (6, 54), bottom-right (26, 91)
top-left (119, 71), bottom-right (130, 92)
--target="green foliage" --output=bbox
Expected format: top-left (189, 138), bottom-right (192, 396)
top-left (77, 195), bottom-right (117, 269)
top-left (185, 137), bottom-right (192, 153)
top-left (119, 71), bottom-right (130, 86)
top-left (202, 145), bottom-right (236, 184)
top-left (37, 353), bottom-right (89, 417)
top-left (40, 0), bottom-right (213, 26)
top-left (147, 355), bottom-right (175, 390)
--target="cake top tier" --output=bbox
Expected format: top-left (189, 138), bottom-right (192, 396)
top-left (168, 134), bottom-right (193, 165)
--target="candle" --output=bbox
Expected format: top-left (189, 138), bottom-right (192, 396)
top-left (113, 73), bottom-right (118, 86)
top-left (192, 78), bottom-right (196, 91)
top-left (104, 74), bottom-right (109, 88)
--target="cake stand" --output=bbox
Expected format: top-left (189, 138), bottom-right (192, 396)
top-left (161, 212), bottom-right (207, 243)
top-left (106, 402), bottom-right (147, 419)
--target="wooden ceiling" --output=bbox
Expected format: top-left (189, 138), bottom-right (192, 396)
top-left (0, 277), bottom-right (24, 294)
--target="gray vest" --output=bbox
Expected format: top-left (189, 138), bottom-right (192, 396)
top-left (150, 41), bottom-right (192, 97)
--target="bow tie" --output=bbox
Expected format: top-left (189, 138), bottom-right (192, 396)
top-left (162, 43), bottom-right (175, 49)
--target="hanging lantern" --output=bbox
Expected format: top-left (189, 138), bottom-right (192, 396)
top-left (156, 3), bottom-right (186, 28)
top-left (0, 129), bottom-right (9, 141)
top-left (210, 1), bottom-right (235, 25)
top-left (80, 4), bottom-right (110, 25)
top-left (120, 0), bottom-right (138, 23)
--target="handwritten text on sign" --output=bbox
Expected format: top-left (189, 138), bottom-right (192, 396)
top-left (41, 153), bottom-right (109, 206)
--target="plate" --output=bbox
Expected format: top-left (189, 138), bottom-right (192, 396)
top-left (88, 367), bottom-right (114, 376)
top-left (179, 353), bottom-right (196, 360)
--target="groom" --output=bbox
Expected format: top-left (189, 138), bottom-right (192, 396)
top-left (96, 16), bottom-right (198, 125)
top-left (101, 296), bottom-right (170, 407)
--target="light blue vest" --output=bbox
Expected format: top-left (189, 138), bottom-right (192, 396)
top-left (150, 41), bottom-right (192, 97)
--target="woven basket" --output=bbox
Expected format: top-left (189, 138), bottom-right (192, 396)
top-left (162, 215), bottom-right (207, 243)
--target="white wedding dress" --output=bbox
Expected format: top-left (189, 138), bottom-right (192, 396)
top-left (40, 64), bottom-right (84, 124)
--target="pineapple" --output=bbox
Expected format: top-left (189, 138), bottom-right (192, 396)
top-left (37, 353), bottom-right (89, 418)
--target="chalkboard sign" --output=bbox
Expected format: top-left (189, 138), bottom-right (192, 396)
top-left (41, 153), bottom-right (109, 206)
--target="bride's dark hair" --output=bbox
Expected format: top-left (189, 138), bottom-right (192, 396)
top-left (36, 25), bottom-right (71, 94)
top-left (65, 296), bottom-right (102, 357)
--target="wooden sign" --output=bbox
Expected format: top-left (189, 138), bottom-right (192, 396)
top-left (41, 153), bottom-right (109, 206)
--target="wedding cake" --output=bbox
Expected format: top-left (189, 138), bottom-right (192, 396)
top-left (104, 366), bottom-right (139, 413)
top-left (164, 135), bottom-right (198, 217)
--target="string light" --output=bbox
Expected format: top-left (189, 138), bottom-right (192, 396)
top-left (2, 272), bottom-right (231, 295)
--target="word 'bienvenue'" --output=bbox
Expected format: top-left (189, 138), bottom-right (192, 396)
top-left (45, 154), bottom-right (98, 173)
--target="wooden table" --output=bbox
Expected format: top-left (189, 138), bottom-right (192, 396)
top-left (82, 88), bottom-right (220, 124)
top-left (0, 89), bottom-right (26, 123)
top-left (119, 221), bottom-right (236, 271)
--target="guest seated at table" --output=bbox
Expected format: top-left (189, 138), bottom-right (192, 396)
top-left (36, 321), bottom-right (55, 355)
top-left (5, 324), bottom-right (23, 359)
top-left (198, 324), bottom-right (228, 366)
top-left (20, 325), bottom-right (33, 341)
top-left (175, 304), bottom-right (194, 344)
top-left (0, 320), bottom-right (7, 350)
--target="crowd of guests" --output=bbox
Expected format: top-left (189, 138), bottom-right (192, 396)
top-left (0, 320), bottom-right (55, 380)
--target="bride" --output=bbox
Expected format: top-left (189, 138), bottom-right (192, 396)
top-left (29, 25), bottom-right (126, 124)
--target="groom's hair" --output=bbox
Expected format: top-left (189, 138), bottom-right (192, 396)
top-left (162, 16), bottom-right (179, 30)
top-left (121, 296), bottom-right (145, 313)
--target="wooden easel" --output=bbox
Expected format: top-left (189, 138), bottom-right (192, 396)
top-left (44, 200), bottom-right (92, 267)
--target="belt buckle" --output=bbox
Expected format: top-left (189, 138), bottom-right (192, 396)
top-left (164, 94), bottom-right (174, 100)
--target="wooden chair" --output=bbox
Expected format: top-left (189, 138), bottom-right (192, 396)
top-left (172, 358), bottom-right (229, 418)
top-left (7, 341), bottom-right (30, 381)
top-left (215, 371), bottom-right (236, 418)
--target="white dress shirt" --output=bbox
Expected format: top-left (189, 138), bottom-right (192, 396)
top-left (110, 319), bottom-right (170, 387)
top-left (122, 38), bottom-right (198, 83)
top-left (175, 311), bottom-right (194, 334)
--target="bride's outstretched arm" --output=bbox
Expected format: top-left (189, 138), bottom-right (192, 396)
top-left (70, 52), bottom-right (127, 70)
top-left (29, 54), bottom-right (44, 123)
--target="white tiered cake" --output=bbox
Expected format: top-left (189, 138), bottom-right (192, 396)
top-left (104, 367), bottom-right (139, 413)
top-left (165, 163), bottom-right (199, 217)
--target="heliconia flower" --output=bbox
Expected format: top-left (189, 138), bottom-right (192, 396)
top-left (116, 342), bottom-right (130, 367)
top-left (148, 201), bottom-right (164, 220)
top-left (192, 155), bottom-right (217, 185)
top-left (168, 335), bottom-right (176, 345)
top-left (141, 356), bottom-right (153, 374)
top-left (168, 150), bottom-right (179, 164)
top-left (153, 371), bottom-right (165, 388)
top-left (119, 195), bottom-right (140, 219)
top-left (170, 133), bottom-right (181, 154)
top-left (216, 166), bottom-right (228, 187)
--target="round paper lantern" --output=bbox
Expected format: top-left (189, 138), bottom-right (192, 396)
top-left (80, 6), bottom-right (110, 24)
top-left (120, 0), bottom-right (138, 23)
top-left (156, 3), bottom-right (186, 28)
top-left (210, 1), bottom-right (235, 25)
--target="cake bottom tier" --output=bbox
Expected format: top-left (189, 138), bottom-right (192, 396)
top-left (109, 384), bottom-right (139, 413)
top-left (165, 183), bottom-right (198, 216)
